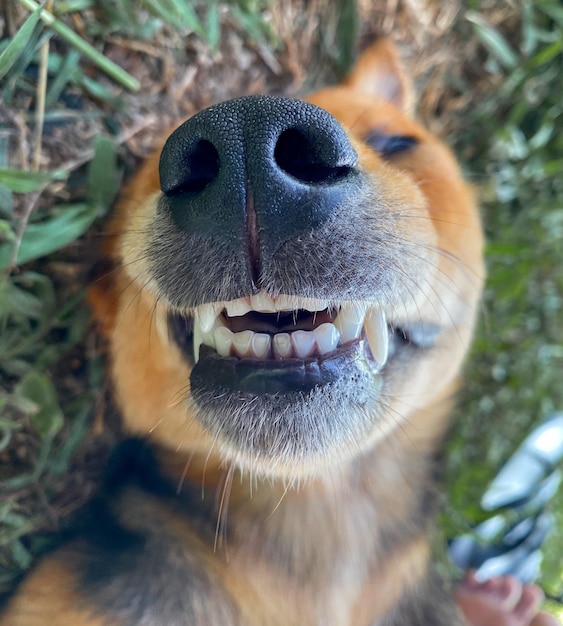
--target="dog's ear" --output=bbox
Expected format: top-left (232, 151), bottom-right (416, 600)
top-left (344, 39), bottom-right (414, 113)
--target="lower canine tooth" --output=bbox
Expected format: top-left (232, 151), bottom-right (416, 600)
top-left (364, 307), bottom-right (389, 368)
top-left (292, 330), bottom-right (315, 359)
top-left (273, 333), bottom-right (292, 359)
top-left (215, 327), bottom-right (233, 356)
top-left (251, 333), bottom-right (271, 358)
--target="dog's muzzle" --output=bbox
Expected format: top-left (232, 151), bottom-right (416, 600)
top-left (150, 96), bottom-right (434, 469)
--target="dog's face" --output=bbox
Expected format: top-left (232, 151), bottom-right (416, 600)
top-left (98, 41), bottom-right (484, 479)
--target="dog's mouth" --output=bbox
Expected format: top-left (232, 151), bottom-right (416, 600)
top-left (169, 293), bottom-right (439, 396)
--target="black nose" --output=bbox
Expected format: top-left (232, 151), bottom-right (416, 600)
top-left (159, 95), bottom-right (360, 286)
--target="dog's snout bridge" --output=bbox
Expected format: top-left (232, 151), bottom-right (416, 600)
top-left (158, 95), bottom-right (362, 288)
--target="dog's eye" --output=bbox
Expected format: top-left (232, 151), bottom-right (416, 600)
top-left (365, 132), bottom-right (418, 158)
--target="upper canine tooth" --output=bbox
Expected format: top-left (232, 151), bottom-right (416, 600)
top-left (225, 299), bottom-right (251, 317)
top-left (364, 307), bottom-right (389, 368)
top-left (250, 292), bottom-right (276, 313)
top-left (197, 304), bottom-right (217, 333)
top-left (334, 306), bottom-right (365, 343)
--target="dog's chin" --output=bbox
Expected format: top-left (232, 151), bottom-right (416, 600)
top-left (189, 341), bottom-right (382, 478)
top-left (165, 295), bottom-right (440, 478)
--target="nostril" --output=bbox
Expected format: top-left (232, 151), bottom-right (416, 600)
top-left (167, 139), bottom-right (220, 196)
top-left (274, 128), bottom-right (352, 185)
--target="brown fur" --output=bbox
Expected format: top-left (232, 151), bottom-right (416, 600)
top-left (1, 40), bottom-right (484, 625)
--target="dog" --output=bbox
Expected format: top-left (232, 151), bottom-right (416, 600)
top-left (1, 39), bottom-right (484, 625)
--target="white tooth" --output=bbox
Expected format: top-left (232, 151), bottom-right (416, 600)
top-left (314, 323), bottom-right (340, 354)
top-left (193, 317), bottom-right (218, 362)
top-left (274, 295), bottom-right (296, 312)
top-left (225, 298), bottom-right (251, 317)
top-left (364, 307), bottom-right (389, 368)
top-left (273, 333), bottom-right (293, 359)
top-left (251, 333), bottom-right (271, 358)
top-left (292, 330), bottom-right (316, 359)
top-left (215, 326), bottom-right (233, 357)
top-left (233, 330), bottom-right (254, 358)
top-left (197, 304), bottom-right (217, 333)
top-left (334, 307), bottom-right (365, 343)
top-left (202, 328), bottom-right (216, 350)
top-left (301, 297), bottom-right (329, 312)
top-left (250, 292), bottom-right (276, 313)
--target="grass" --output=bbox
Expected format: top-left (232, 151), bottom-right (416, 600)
top-left (0, 0), bottom-right (281, 599)
top-left (442, 2), bottom-right (563, 611)
top-left (0, 0), bottom-right (561, 615)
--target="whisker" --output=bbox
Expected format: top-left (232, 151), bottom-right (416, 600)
top-left (214, 465), bottom-right (234, 554)
top-left (176, 450), bottom-right (196, 495)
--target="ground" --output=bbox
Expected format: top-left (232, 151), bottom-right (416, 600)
top-left (0, 0), bottom-right (561, 616)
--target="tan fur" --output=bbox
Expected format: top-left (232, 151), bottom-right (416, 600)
top-left (2, 560), bottom-right (117, 626)
top-left (2, 40), bottom-right (484, 625)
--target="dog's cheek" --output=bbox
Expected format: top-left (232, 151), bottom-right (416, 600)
top-left (108, 278), bottom-right (212, 452)
top-left (402, 142), bottom-right (485, 328)
top-left (356, 154), bottom-right (440, 319)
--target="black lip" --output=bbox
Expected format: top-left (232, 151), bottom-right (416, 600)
top-left (191, 341), bottom-right (369, 395)
top-left (169, 312), bottom-right (195, 364)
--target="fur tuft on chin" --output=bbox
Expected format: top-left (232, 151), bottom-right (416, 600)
top-left (189, 366), bottom-right (382, 480)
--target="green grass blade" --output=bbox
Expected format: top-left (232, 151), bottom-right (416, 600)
top-left (0, 203), bottom-right (97, 269)
top-left (0, 168), bottom-right (67, 193)
top-left (467, 11), bottom-right (519, 70)
top-left (205, 1), bottom-right (221, 48)
top-left (0, 3), bottom-right (43, 80)
top-left (87, 135), bottom-right (121, 215)
top-left (17, 0), bottom-right (140, 91)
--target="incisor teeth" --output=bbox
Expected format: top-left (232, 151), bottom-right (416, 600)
top-left (191, 298), bottom-right (390, 371)
top-left (273, 295), bottom-right (296, 312)
top-left (215, 326), bottom-right (233, 356)
top-left (314, 323), bottom-right (340, 354)
top-left (233, 330), bottom-right (253, 358)
top-left (223, 294), bottom-right (332, 316)
top-left (273, 333), bottom-right (292, 359)
top-left (299, 297), bottom-right (329, 313)
top-left (292, 330), bottom-right (316, 359)
top-left (252, 333), bottom-right (271, 358)
top-left (364, 307), bottom-right (389, 368)
top-left (250, 293), bottom-right (276, 313)
top-left (225, 299), bottom-right (251, 317)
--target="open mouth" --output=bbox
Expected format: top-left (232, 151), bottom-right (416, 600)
top-left (195, 294), bottom-right (389, 365)
top-left (167, 292), bottom-right (441, 466)
top-left (168, 292), bottom-right (404, 396)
